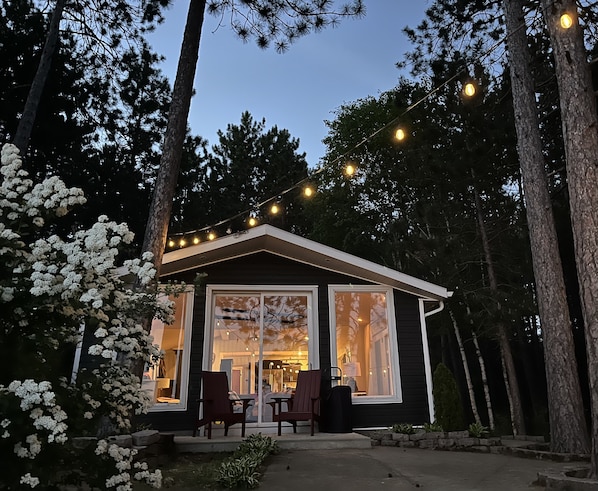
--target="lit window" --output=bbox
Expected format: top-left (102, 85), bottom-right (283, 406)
top-left (143, 289), bottom-right (194, 411)
top-left (330, 286), bottom-right (401, 403)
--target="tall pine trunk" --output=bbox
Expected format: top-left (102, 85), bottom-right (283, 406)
top-left (142, 0), bottom-right (207, 274)
top-left (471, 176), bottom-right (526, 435)
top-left (503, 0), bottom-right (589, 454)
top-left (13, 0), bottom-right (66, 154)
top-left (541, 0), bottom-right (598, 475)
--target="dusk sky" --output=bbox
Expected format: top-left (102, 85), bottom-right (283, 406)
top-left (148, 2), bottom-right (430, 167)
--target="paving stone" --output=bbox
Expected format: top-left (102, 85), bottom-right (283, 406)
top-left (132, 429), bottom-right (160, 446)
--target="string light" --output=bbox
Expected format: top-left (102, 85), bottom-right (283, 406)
top-left (560, 12), bottom-right (573, 29)
top-left (165, 1), bottom-right (543, 251)
top-left (179, 238), bottom-right (186, 247)
top-left (462, 81), bottom-right (477, 97)
top-left (395, 127), bottom-right (407, 141)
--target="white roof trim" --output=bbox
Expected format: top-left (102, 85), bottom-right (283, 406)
top-left (161, 224), bottom-right (451, 300)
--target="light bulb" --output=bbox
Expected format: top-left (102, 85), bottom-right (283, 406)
top-left (193, 237), bottom-right (200, 245)
top-left (248, 217), bottom-right (257, 227)
top-left (167, 239), bottom-right (175, 248)
top-left (395, 128), bottom-right (406, 141)
top-left (463, 82), bottom-right (476, 97)
top-left (560, 13), bottom-right (573, 29)
top-left (303, 186), bottom-right (314, 197)
top-left (270, 203), bottom-right (280, 214)
top-left (345, 163), bottom-right (356, 176)
top-left (179, 238), bottom-right (186, 247)
top-left (208, 232), bottom-right (216, 241)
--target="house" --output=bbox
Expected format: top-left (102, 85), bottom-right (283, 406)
top-left (140, 224), bottom-right (451, 433)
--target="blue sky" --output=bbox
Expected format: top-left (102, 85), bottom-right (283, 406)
top-left (148, 2), bottom-right (430, 166)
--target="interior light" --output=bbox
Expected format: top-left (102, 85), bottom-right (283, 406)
top-left (395, 128), bottom-right (406, 141)
top-left (463, 82), bottom-right (477, 97)
top-left (560, 12), bottom-right (573, 29)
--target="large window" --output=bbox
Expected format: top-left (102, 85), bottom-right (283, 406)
top-left (143, 289), bottom-right (194, 411)
top-left (329, 286), bottom-right (402, 403)
top-left (205, 286), bottom-right (318, 425)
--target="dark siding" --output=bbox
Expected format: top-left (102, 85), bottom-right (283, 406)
top-left (140, 252), bottom-right (430, 430)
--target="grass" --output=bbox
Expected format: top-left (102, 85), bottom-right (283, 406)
top-left (134, 452), bottom-right (234, 490)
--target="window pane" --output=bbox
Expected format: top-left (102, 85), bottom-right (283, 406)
top-left (144, 294), bottom-right (189, 406)
top-left (335, 291), bottom-right (393, 397)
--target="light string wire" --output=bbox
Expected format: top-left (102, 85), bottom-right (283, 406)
top-left (167, 0), bottom-right (557, 244)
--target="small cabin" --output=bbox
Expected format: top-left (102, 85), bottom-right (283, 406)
top-left (141, 224), bottom-right (451, 433)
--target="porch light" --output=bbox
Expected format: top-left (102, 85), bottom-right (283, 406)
top-left (560, 12), bottom-right (573, 29)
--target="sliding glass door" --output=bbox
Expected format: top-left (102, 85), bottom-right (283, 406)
top-left (208, 290), bottom-right (314, 425)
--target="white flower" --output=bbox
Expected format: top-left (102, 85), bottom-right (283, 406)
top-left (20, 473), bottom-right (40, 488)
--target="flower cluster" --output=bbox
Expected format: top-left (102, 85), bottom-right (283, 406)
top-left (95, 439), bottom-right (162, 490)
top-left (0, 143), bottom-right (168, 488)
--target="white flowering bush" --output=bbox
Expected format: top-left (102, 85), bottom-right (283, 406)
top-left (0, 144), bottom-right (168, 489)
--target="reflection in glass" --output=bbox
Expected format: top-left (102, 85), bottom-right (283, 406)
top-left (335, 291), bottom-right (392, 397)
top-left (210, 293), bottom-right (309, 424)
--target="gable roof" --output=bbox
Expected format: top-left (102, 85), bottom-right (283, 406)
top-left (161, 224), bottom-right (451, 301)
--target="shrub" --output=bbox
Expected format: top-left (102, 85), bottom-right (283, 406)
top-left (432, 363), bottom-right (465, 431)
top-left (390, 423), bottom-right (415, 434)
top-left (468, 422), bottom-right (489, 438)
top-left (423, 421), bottom-right (444, 432)
top-left (0, 144), bottom-right (168, 489)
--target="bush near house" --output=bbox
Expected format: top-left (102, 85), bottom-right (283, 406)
top-left (0, 144), bottom-right (169, 489)
top-left (432, 362), bottom-right (465, 432)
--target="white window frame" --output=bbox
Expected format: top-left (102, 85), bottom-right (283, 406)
top-left (203, 285), bottom-right (320, 372)
top-left (328, 285), bottom-right (403, 405)
top-left (147, 288), bottom-right (195, 412)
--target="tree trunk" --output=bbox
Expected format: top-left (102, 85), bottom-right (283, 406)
top-left (540, 0), bottom-right (598, 474)
top-left (142, 0), bottom-right (207, 275)
top-left (13, 0), bottom-right (66, 155)
top-left (471, 175), bottom-right (526, 435)
top-left (503, 0), bottom-right (590, 454)
top-left (472, 330), bottom-right (495, 431)
top-left (449, 308), bottom-right (481, 425)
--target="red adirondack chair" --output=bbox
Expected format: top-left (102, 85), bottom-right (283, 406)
top-left (269, 369), bottom-right (321, 436)
top-left (193, 371), bottom-right (252, 439)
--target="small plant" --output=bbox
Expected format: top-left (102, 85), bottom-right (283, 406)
top-left (390, 423), bottom-right (415, 434)
top-left (468, 422), bottom-right (489, 438)
top-left (216, 434), bottom-right (278, 489)
top-left (423, 421), bottom-right (444, 432)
